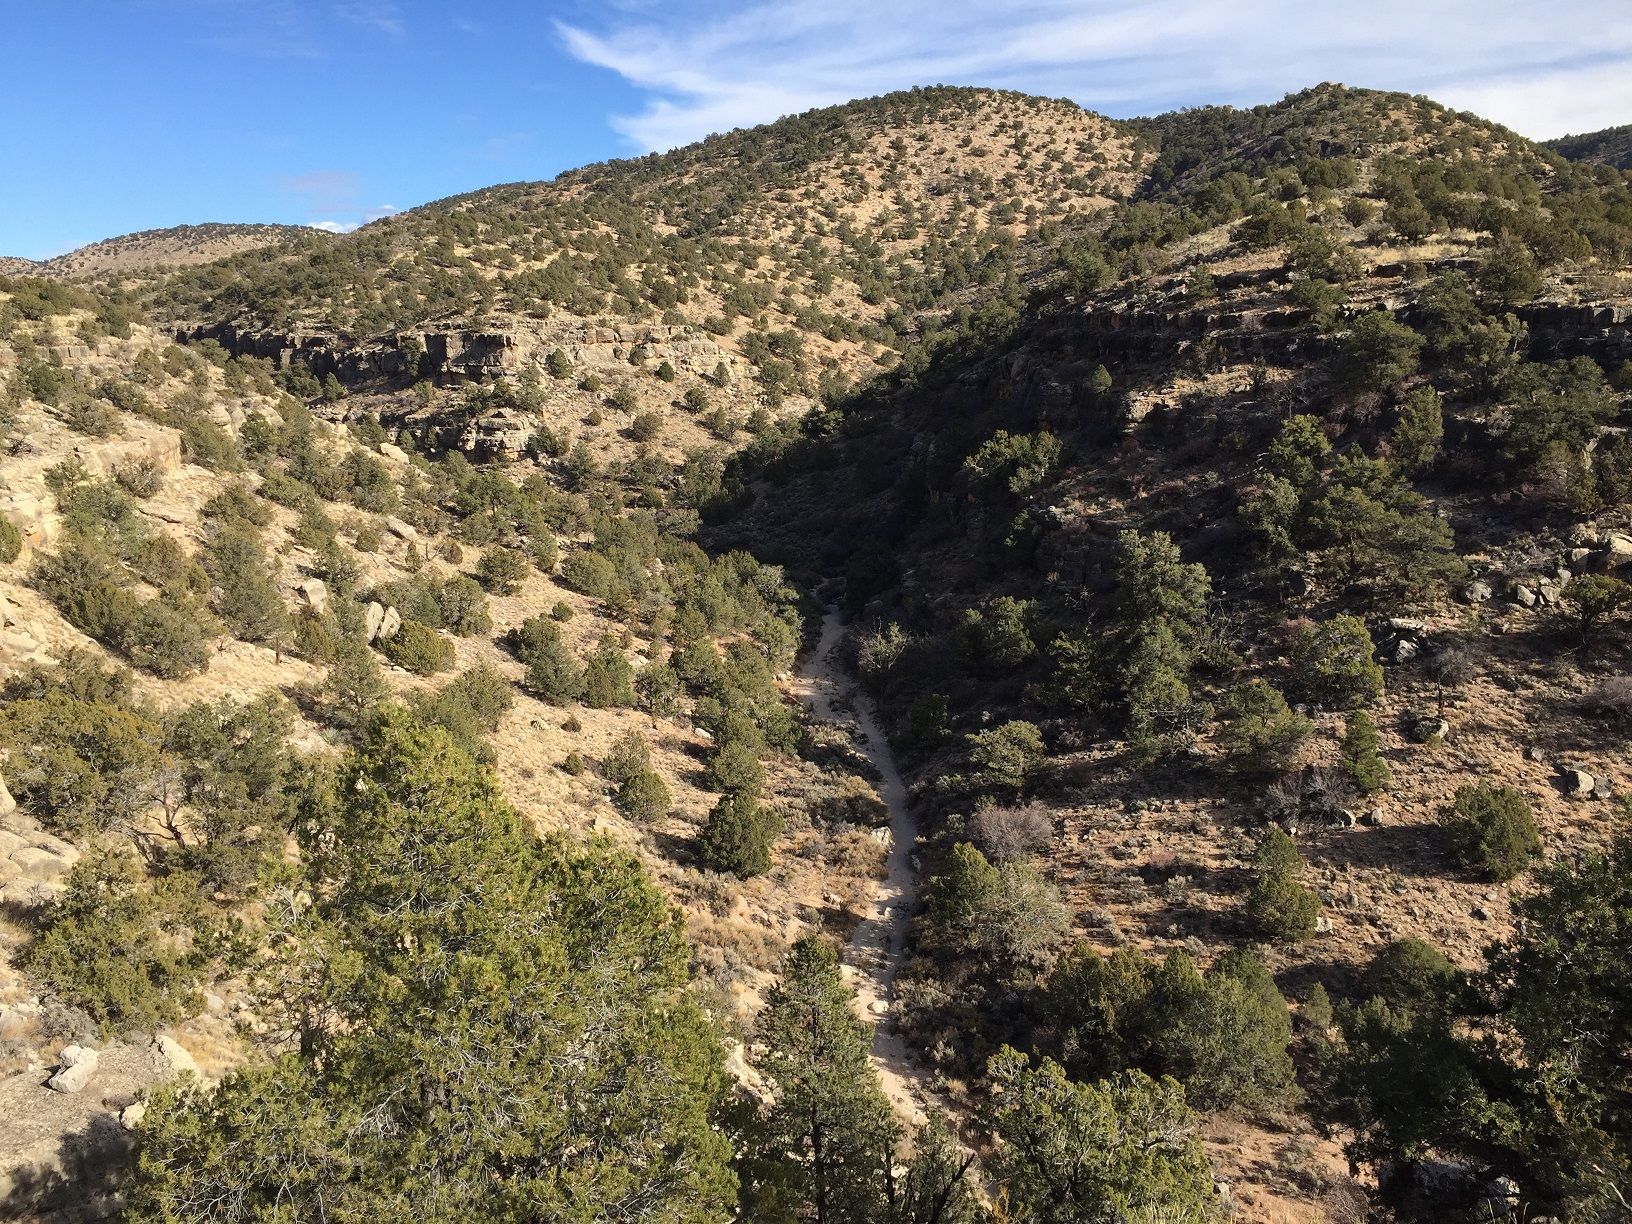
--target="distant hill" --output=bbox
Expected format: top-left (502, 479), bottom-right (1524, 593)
top-left (0, 222), bottom-right (324, 281)
top-left (1546, 122), bottom-right (1632, 169)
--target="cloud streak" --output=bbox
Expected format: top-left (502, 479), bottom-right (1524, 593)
top-left (558, 0), bottom-right (1632, 148)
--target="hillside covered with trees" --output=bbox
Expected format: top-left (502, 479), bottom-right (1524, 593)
top-left (1, 81), bottom-right (1631, 1222)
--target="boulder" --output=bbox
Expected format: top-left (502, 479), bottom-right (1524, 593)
top-left (11, 846), bottom-right (72, 879)
top-left (1605, 534), bottom-right (1632, 566)
top-left (1563, 768), bottom-right (1597, 799)
top-left (378, 442), bottom-right (410, 464)
top-left (299, 578), bottom-right (329, 616)
top-left (1460, 579), bottom-right (1494, 604)
top-left (1408, 715), bottom-right (1449, 743)
top-left (1360, 808), bottom-right (1385, 827)
top-left (377, 606), bottom-right (401, 641)
top-left (1513, 584), bottom-right (1538, 608)
top-left (384, 515), bottom-right (418, 542)
top-left (1386, 618), bottom-right (1427, 634)
top-left (120, 1101), bottom-right (147, 1130)
top-left (0, 770), bottom-right (14, 818)
top-left (46, 1044), bottom-right (99, 1094)
top-left (364, 601), bottom-right (386, 643)
top-left (153, 1034), bottom-right (198, 1077)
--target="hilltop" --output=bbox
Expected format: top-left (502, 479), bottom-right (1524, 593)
top-left (1, 81), bottom-right (1632, 1223)
top-left (1548, 121), bottom-right (1632, 171)
top-left (0, 223), bottom-right (324, 282)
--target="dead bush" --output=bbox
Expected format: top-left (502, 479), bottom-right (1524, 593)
top-left (828, 829), bottom-right (889, 880)
top-left (1264, 765), bottom-right (1357, 830)
top-left (968, 802), bottom-right (1054, 861)
top-left (1582, 674), bottom-right (1632, 722)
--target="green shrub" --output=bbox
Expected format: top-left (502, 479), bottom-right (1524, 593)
top-left (1291, 616), bottom-right (1384, 708)
top-left (986, 1047), bottom-right (1217, 1224)
top-left (546, 348), bottom-right (573, 379)
top-left (655, 361), bottom-right (676, 383)
top-left (408, 663), bottom-right (513, 760)
top-left (563, 549), bottom-right (618, 598)
top-left (435, 576), bottom-right (491, 636)
top-left (967, 720), bottom-right (1046, 797)
top-left (1440, 784), bottom-right (1541, 880)
top-left (924, 841), bottom-right (1069, 968)
top-left (629, 411), bottom-right (663, 442)
top-left (177, 415), bottom-right (243, 471)
top-left (1045, 944), bottom-right (1297, 1109)
top-left (550, 600), bottom-right (574, 621)
top-left (522, 636), bottom-right (583, 704)
top-left (475, 546), bottom-right (530, 595)
top-left (696, 792), bottom-right (782, 877)
top-left (1246, 827), bottom-right (1321, 940)
top-left (702, 740), bottom-right (765, 796)
top-left (379, 620), bottom-right (455, 675)
top-left (1364, 938), bottom-right (1461, 1017)
top-left (1337, 312), bottom-right (1424, 390)
top-left (581, 634), bottom-right (636, 708)
top-left (0, 515), bottom-right (20, 563)
top-left (22, 845), bottom-right (210, 1037)
top-left (1219, 680), bottom-right (1311, 773)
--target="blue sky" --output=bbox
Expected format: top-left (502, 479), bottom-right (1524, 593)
top-left (5, 0), bottom-right (1632, 260)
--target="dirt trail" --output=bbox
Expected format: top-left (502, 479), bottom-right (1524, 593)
top-left (794, 609), bottom-right (936, 1126)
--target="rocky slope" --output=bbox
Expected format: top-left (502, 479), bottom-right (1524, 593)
top-left (2, 81), bottom-right (1632, 1222)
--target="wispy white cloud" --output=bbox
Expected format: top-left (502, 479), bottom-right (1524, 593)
top-left (558, 0), bottom-right (1632, 146)
top-left (276, 171), bottom-right (396, 231)
top-left (335, 1), bottom-right (402, 36)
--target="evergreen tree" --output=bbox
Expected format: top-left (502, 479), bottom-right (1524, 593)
top-left (1219, 679), bottom-right (1311, 773)
top-left (984, 1047), bottom-right (1217, 1224)
top-left (128, 710), bottom-right (735, 1221)
top-left (697, 791), bottom-right (782, 877)
top-left (740, 935), bottom-right (898, 1224)
top-left (1339, 710), bottom-right (1391, 793)
top-left (1246, 827), bottom-right (1321, 940)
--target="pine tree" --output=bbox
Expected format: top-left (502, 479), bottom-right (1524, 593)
top-left (1246, 827), bottom-right (1321, 940)
top-left (740, 935), bottom-right (898, 1224)
top-left (1340, 710), bottom-right (1391, 793)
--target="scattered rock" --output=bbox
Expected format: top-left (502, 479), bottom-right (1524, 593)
top-left (1361, 808), bottom-right (1385, 827)
top-left (46, 1044), bottom-right (99, 1094)
top-left (1460, 579), bottom-right (1493, 604)
top-left (1315, 915), bottom-right (1334, 934)
top-left (1568, 547), bottom-right (1594, 565)
top-left (1513, 584), bottom-right (1538, 608)
top-left (1472, 906), bottom-right (1492, 921)
top-left (1386, 617), bottom-right (1427, 633)
top-left (378, 442), bottom-right (410, 464)
top-left (1525, 745), bottom-right (1546, 763)
top-left (120, 1101), bottom-right (147, 1130)
top-left (868, 999), bottom-right (890, 1015)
